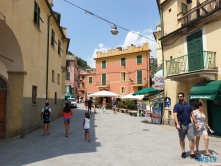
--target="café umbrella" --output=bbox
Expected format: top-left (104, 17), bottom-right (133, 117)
top-left (88, 90), bottom-right (119, 97)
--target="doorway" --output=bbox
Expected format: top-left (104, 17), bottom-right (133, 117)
top-left (0, 78), bottom-right (7, 139)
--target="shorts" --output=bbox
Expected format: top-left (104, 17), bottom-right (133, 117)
top-left (102, 106), bottom-right (106, 111)
top-left (112, 105), bottom-right (116, 109)
top-left (43, 120), bottom-right (50, 124)
top-left (178, 123), bottom-right (195, 140)
top-left (84, 128), bottom-right (90, 131)
top-left (64, 118), bottom-right (71, 123)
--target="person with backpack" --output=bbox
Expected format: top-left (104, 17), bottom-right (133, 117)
top-left (62, 102), bottom-right (73, 137)
top-left (41, 103), bottom-right (52, 136)
top-left (83, 112), bottom-right (90, 142)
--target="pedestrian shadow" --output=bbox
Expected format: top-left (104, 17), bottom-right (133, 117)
top-left (0, 107), bottom-right (102, 166)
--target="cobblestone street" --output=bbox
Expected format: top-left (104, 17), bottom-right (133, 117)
top-left (0, 103), bottom-right (220, 166)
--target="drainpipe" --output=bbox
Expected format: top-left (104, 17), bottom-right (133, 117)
top-left (46, 15), bottom-right (52, 102)
top-left (159, 4), bottom-right (165, 125)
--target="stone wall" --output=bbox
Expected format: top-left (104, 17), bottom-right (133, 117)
top-left (21, 98), bottom-right (64, 137)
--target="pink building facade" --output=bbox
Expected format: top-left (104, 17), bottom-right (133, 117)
top-left (65, 55), bottom-right (78, 99)
top-left (82, 43), bottom-right (151, 99)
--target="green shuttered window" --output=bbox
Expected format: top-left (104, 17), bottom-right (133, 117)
top-left (121, 58), bottom-right (126, 66)
top-left (89, 77), bottom-right (92, 84)
top-left (34, 2), bottom-right (40, 27)
top-left (137, 55), bottom-right (142, 64)
top-left (102, 74), bottom-right (106, 85)
top-left (66, 72), bottom-right (70, 80)
top-left (102, 61), bottom-right (106, 69)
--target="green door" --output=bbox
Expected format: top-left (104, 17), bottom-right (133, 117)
top-left (187, 30), bottom-right (203, 71)
top-left (102, 74), bottom-right (106, 85)
top-left (211, 106), bottom-right (221, 136)
top-left (137, 70), bottom-right (142, 84)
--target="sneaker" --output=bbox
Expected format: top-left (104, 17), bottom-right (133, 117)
top-left (181, 152), bottom-right (186, 159)
top-left (190, 154), bottom-right (198, 160)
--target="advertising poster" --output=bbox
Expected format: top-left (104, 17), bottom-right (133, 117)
top-left (152, 104), bottom-right (162, 124)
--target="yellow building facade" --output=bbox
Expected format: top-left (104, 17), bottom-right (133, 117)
top-left (0, 0), bottom-right (70, 138)
top-left (157, 0), bottom-right (221, 135)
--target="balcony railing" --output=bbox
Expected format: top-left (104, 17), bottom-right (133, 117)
top-left (95, 81), bottom-right (110, 87)
top-left (166, 51), bottom-right (216, 76)
top-left (131, 79), bottom-right (147, 85)
top-left (178, 0), bottom-right (221, 26)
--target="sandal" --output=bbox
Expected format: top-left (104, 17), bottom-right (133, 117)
top-left (196, 151), bottom-right (202, 156)
top-left (205, 153), bottom-right (213, 157)
top-left (190, 154), bottom-right (198, 160)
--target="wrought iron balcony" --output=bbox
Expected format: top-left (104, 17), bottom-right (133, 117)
top-left (131, 79), bottom-right (147, 86)
top-left (95, 81), bottom-right (110, 87)
top-left (77, 86), bottom-right (85, 91)
top-left (166, 51), bottom-right (216, 76)
top-left (178, 0), bottom-right (221, 26)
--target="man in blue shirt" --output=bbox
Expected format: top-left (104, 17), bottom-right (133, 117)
top-left (173, 92), bottom-right (199, 159)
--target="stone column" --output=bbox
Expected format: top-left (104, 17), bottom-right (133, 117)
top-left (7, 71), bottom-right (26, 138)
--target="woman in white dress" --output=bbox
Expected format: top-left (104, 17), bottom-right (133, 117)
top-left (193, 101), bottom-right (213, 156)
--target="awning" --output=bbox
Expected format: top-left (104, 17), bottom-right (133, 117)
top-left (121, 93), bottom-right (144, 100)
top-left (142, 90), bottom-right (164, 100)
top-left (133, 88), bottom-right (158, 95)
top-left (65, 94), bottom-right (74, 98)
top-left (189, 80), bottom-right (221, 100)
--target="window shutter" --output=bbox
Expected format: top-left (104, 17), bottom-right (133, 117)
top-left (66, 72), bottom-right (70, 80)
top-left (69, 85), bottom-right (72, 93)
top-left (102, 61), bottom-right (106, 69)
top-left (121, 58), bottom-right (125, 66)
top-left (137, 55), bottom-right (142, 64)
top-left (89, 77), bottom-right (92, 83)
top-left (102, 74), bottom-right (106, 85)
top-left (137, 70), bottom-right (142, 84)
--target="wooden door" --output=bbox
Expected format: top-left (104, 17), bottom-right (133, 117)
top-left (0, 90), bottom-right (7, 139)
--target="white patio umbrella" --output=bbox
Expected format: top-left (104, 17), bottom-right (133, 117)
top-left (121, 93), bottom-right (144, 100)
top-left (88, 90), bottom-right (119, 97)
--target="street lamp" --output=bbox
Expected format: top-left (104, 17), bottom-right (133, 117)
top-left (111, 25), bottom-right (118, 35)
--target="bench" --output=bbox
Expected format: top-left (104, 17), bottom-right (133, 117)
top-left (120, 108), bottom-right (126, 113)
top-left (128, 110), bottom-right (138, 117)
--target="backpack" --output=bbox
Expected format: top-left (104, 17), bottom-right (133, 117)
top-left (43, 108), bottom-right (50, 120)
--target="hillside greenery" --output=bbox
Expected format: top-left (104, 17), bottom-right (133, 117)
top-left (67, 51), bottom-right (91, 69)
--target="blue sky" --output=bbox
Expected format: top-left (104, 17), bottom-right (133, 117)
top-left (53, 0), bottom-right (160, 68)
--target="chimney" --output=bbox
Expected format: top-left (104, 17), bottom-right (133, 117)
top-left (117, 47), bottom-right (122, 51)
top-left (48, 0), bottom-right (54, 6)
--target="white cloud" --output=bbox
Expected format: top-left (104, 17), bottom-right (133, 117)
top-left (88, 28), bottom-right (157, 68)
top-left (87, 43), bottom-right (108, 68)
top-left (122, 28), bottom-right (156, 58)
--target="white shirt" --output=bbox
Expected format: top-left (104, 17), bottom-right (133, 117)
top-left (84, 118), bottom-right (90, 129)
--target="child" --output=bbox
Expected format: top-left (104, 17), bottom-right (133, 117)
top-left (41, 103), bottom-right (52, 136)
top-left (83, 112), bottom-right (90, 142)
top-left (62, 102), bottom-right (73, 137)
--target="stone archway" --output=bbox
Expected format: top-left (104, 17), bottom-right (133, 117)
top-left (0, 18), bottom-right (24, 138)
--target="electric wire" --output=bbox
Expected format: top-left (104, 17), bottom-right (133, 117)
top-left (63, 0), bottom-right (158, 43)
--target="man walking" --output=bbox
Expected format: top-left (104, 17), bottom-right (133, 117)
top-left (173, 92), bottom-right (199, 159)
top-left (112, 98), bottom-right (117, 114)
top-left (87, 98), bottom-right (92, 114)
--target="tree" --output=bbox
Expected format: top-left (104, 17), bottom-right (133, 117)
top-left (67, 50), bottom-right (92, 69)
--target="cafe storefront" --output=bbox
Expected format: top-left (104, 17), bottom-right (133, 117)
top-left (189, 80), bottom-right (221, 136)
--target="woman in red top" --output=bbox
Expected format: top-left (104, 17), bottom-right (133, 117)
top-left (62, 102), bottom-right (73, 137)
